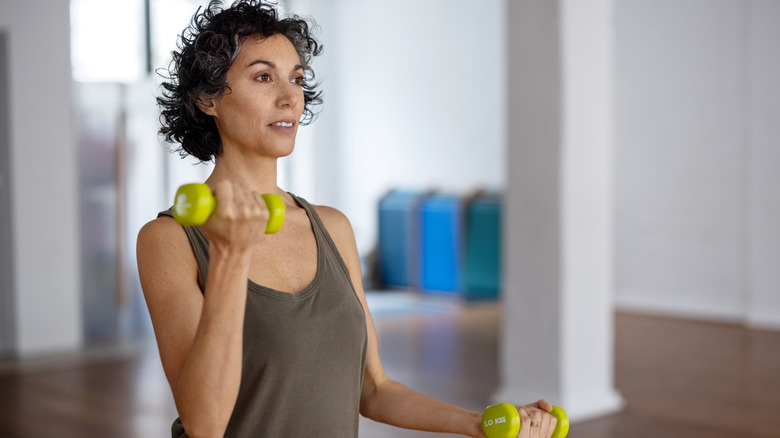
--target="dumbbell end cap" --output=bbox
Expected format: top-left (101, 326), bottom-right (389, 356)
top-left (550, 405), bottom-right (569, 438)
top-left (261, 193), bottom-right (285, 234)
top-left (482, 403), bottom-right (520, 438)
top-left (173, 183), bottom-right (215, 226)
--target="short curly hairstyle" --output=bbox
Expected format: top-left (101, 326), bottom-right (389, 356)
top-left (157, 0), bottom-right (323, 162)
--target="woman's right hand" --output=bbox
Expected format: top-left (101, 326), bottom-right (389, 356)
top-left (199, 180), bottom-right (273, 255)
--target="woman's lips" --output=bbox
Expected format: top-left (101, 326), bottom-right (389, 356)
top-left (268, 120), bottom-right (296, 133)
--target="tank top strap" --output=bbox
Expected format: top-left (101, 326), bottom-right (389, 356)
top-left (158, 209), bottom-right (210, 290)
top-left (288, 194), bottom-right (356, 289)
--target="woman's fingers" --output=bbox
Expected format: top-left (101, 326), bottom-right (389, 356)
top-left (517, 404), bottom-right (556, 438)
top-left (201, 181), bottom-right (274, 252)
top-left (533, 398), bottom-right (556, 437)
top-left (234, 182), bottom-right (254, 219)
top-left (250, 190), bottom-right (267, 218)
top-left (211, 181), bottom-right (268, 221)
top-left (210, 181), bottom-right (229, 220)
top-left (528, 409), bottom-right (543, 429)
top-left (211, 180), bottom-right (246, 222)
top-left (540, 410), bottom-right (556, 437)
top-left (517, 408), bottom-right (532, 438)
top-left (535, 399), bottom-right (553, 412)
top-left (517, 408), bottom-right (543, 437)
top-left (235, 182), bottom-right (270, 222)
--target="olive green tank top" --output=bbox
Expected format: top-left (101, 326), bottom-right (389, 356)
top-left (159, 194), bottom-right (368, 437)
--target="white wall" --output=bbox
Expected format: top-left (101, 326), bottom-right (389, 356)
top-left (0, 1), bottom-right (82, 354)
top-left (287, 0), bottom-right (507, 254)
top-left (614, 0), bottom-right (780, 328)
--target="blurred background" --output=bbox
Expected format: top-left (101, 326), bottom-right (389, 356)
top-left (0, 0), bottom-right (778, 437)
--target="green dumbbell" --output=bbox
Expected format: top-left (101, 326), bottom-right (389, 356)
top-left (172, 183), bottom-right (285, 234)
top-left (482, 403), bottom-right (569, 438)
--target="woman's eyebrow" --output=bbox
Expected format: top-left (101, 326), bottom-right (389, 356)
top-left (246, 59), bottom-right (303, 71)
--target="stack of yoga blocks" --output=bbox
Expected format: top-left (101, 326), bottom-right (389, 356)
top-left (377, 189), bottom-right (502, 300)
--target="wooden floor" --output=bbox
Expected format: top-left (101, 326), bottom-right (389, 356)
top-left (1, 293), bottom-right (779, 438)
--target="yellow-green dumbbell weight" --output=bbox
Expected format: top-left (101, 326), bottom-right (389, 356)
top-left (482, 403), bottom-right (569, 438)
top-left (172, 183), bottom-right (285, 234)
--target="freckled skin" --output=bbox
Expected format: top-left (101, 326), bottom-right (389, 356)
top-left (199, 34), bottom-right (305, 161)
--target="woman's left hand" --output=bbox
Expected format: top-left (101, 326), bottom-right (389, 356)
top-left (470, 399), bottom-right (557, 438)
top-left (516, 399), bottom-right (557, 438)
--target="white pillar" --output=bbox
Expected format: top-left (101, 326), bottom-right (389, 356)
top-left (498, 0), bottom-right (623, 421)
top-left (747, 0), bottom-right (780, 330)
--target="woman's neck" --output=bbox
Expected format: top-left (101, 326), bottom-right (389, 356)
top-left (205, 151), bottom-right (282, 196)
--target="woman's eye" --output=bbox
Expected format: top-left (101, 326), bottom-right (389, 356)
top-left (292, 76), bottom-right (304, 86)
top-left (256, 73), bottom-right (271, 82)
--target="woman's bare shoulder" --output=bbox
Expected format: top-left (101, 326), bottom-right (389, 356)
top-left (311, 204), bottom-right (361, 267)
top-left (137, 215), bottom-right (190, 254)
top-left (311, 204), bottom-right (354, 240)
top-left (136, 215), bottom-right (200, 291)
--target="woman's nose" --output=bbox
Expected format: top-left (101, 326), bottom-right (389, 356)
top-left (277, 82), bottom-right (300, 108)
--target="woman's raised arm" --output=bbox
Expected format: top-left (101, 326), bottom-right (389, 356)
top-left (136, 181), bottom-right (269, 438)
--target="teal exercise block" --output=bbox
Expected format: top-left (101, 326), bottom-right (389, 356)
top-left (463, 193), bottom-right (502, 300)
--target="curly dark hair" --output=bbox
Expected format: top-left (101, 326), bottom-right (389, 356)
top-left (157, 0), bottom-right (323, 162)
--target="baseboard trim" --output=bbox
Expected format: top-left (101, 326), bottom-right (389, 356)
top-left (747, 307), bottom-right (780, 330)
top-left (615, 292), bottom-right (744, 325)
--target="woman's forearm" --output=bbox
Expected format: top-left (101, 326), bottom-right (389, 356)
top-left (361, 379), bottom-right (483, 437)
top-left (173, 248), bottom-right (250, 437)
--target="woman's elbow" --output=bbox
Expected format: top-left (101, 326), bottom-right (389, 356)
top-left (358, 380), bottom-right (386, 421)
top-left (359, 398), bottom-right (379, 422)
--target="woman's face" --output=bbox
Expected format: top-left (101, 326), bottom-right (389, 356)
top-left (202, 33), bottom-right (306, 159)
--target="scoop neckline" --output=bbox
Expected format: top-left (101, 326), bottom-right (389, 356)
top-left (245, 193), bottom-right (325, 301)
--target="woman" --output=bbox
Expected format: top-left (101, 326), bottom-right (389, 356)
top-left (136, 1), bottom-right (557, 437)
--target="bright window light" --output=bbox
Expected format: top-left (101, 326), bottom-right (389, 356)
top-left (150, 0), bottom-right (203, 73)
top-left (70, 0), bottom-right (145, 82)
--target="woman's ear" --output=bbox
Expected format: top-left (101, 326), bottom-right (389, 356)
top-left (196, 97), bottom-right (218, 116)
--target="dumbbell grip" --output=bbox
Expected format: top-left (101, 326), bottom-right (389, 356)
top-left (172, 183), bottom-right (285, 234)
top-left (482, 403), bottom-right (569, 438)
